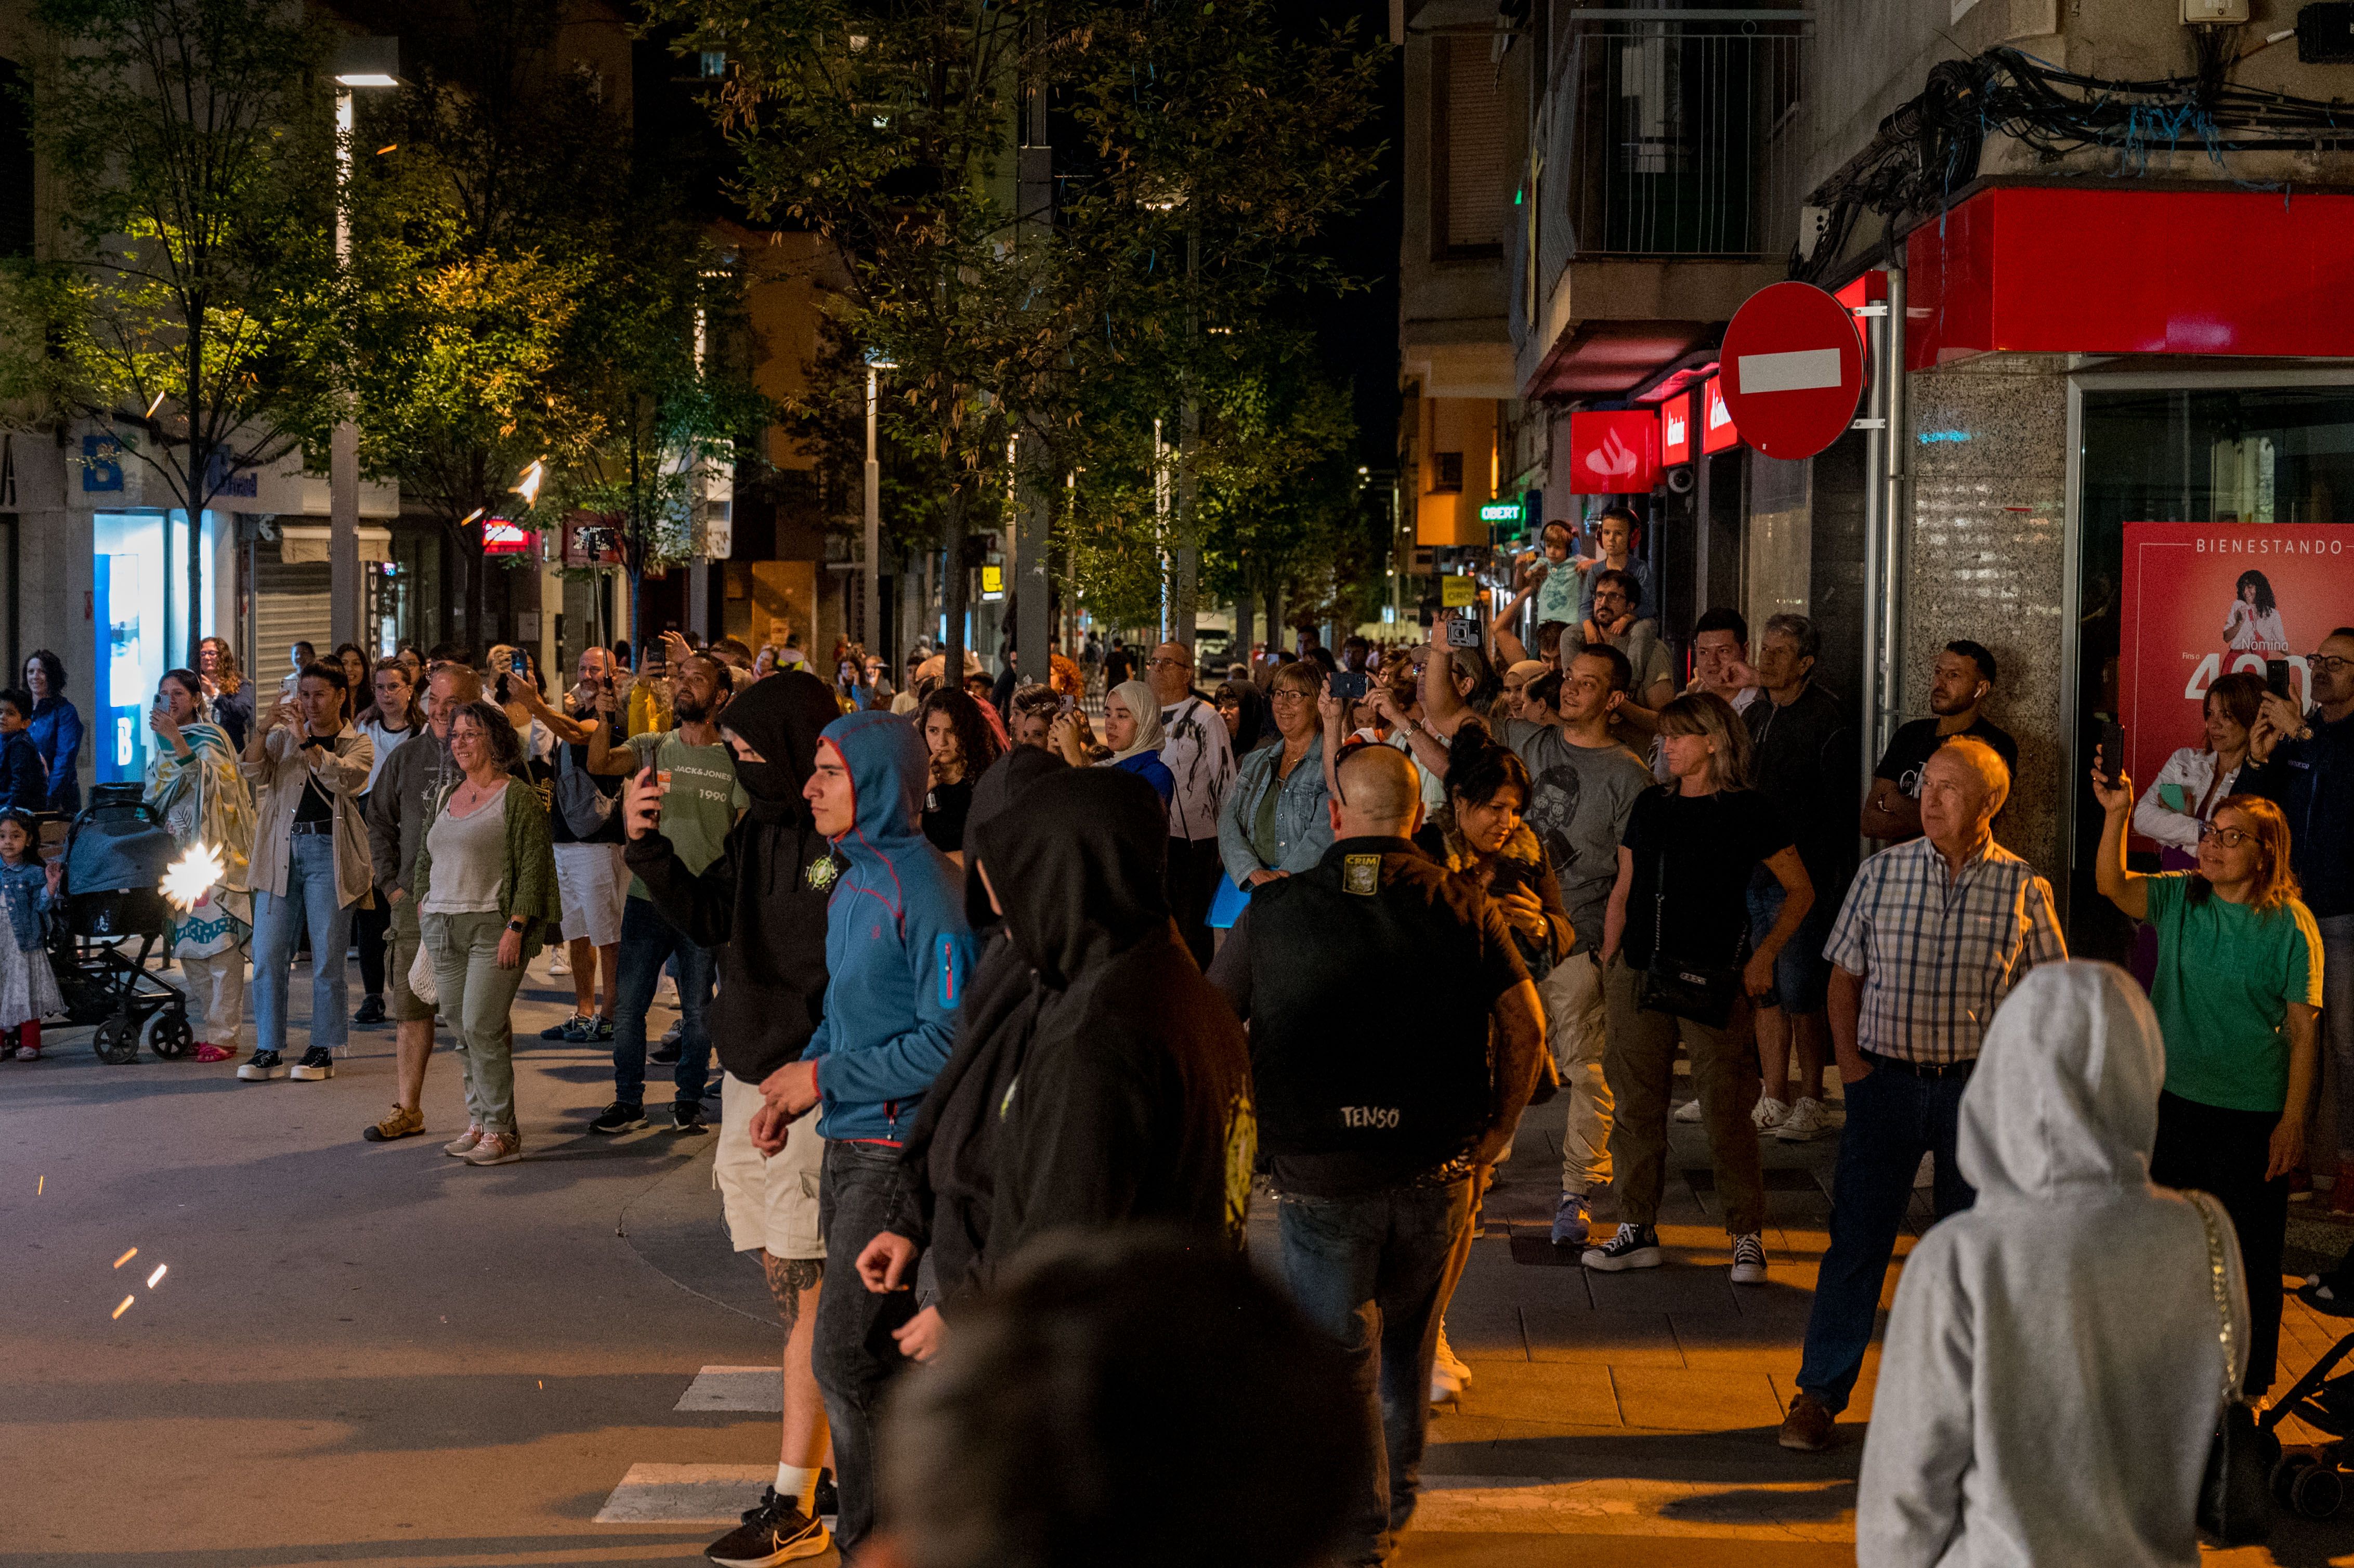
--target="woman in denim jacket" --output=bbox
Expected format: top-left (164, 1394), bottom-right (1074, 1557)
top-left (1217, 662), bottom-right (1333, 895)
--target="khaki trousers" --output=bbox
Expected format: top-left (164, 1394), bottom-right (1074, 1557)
top-left (1602, 956), bottom-right (1766, 1237)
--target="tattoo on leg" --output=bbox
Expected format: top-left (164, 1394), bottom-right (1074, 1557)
top-left (763, 1252), bottom-right (824, 1330)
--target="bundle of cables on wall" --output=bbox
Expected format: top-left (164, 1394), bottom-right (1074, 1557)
top-left (1794, 37), bottom-right (2354, 284)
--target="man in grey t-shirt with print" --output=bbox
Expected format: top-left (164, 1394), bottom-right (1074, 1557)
top-left (585, 650), bottom-right (746, 1133)
top-left (1424, 629), bottom-right (1654, 1250)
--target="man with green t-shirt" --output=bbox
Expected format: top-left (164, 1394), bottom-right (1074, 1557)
top-left (584, 650), bottom-right (746, 1133)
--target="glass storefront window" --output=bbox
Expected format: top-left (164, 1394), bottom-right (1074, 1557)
top-left (93, 512), bottom-right (164, 786)
top-left (2072, 386), bottom-right (2354, 951)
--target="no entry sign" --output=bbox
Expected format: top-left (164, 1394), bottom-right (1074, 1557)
top-left (1719, 281), bottom-right (1866, 461)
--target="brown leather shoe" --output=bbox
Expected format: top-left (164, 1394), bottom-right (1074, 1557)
top-left (1779, 1390), bottom-right (1835, 1452)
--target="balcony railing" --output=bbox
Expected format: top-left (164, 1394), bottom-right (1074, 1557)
top-left (1550, 9), bottom-right (1810, 260)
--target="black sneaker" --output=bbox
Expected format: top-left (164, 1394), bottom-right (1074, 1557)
top-left (1580, 1222), bottom-right (1663, 1272)
top-left (704, 1485), bottom-right (827, 1566)
top-left (289, 1047), bottom-right (335, 1081)
top-left (540, 1014), bottom-right (591, 1042)
top-left (649, 1040), bottom-right (682, 1066)
top-left (353, 995), bottom-right (387, 1027)
top-left (591, 1015), bottom-right (614, 1041)
top-left (588, 1102), bottom-right (648, 1135)
top-left (673, 1101), bottom-right (707, 1134)
top-left (237, 1050), bottom-right (284, 1081)
top-left (812, 1469), bottom-right (837, 1527)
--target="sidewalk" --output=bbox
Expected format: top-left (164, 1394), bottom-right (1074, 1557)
top-left (1405, 1084), bottom-right (2354, 1566)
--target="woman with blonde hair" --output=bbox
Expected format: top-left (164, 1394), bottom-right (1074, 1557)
top-left (1587, 690), bottom-right (1813, 1286)
top-left (2095, 759), bottom-right (2320, 1396)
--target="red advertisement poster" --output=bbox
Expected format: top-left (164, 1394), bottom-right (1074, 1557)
top-left (1660, 391), bottom-right (1692, 466)
top-left (2117, 522), bottom-right (2354, 826)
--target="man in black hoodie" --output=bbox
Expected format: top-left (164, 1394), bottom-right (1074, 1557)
top-left (624, 670), bottom-right (841, 1568)
top-left (856, 764), bottom-right (1254, 1360)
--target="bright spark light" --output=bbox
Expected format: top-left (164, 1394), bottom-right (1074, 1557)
top-left (111, 1296), bottom-right (134, 1320)
top-left (146, 1264), bottom-right (167, 1288)
top-left (160, 843), bottom-right (225, 912)
top-left (112, 1248), bottom-right (137, 1269)
top-left (512, 460), bottom-right (546, 507)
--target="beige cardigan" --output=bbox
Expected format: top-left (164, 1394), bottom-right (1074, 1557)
top-left (241, 723), bottom-right (375, 908)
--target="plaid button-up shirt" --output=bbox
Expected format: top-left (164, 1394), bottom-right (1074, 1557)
top-left (1823, 834), bottom-right (2067, 1064)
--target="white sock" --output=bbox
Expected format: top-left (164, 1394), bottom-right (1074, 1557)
top-left (776, 1462), bottom-right (817, 1508)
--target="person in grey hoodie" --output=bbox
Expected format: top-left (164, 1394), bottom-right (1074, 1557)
top-left (1856, 961), bottom-right (2250, 1568)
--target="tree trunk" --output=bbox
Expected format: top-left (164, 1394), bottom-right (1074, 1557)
top-left (186, 331), bottom-right (206, 667)
top-left (1232, 590), bottom-right (1253, 674)
top-left (941, 479), bottom-right (968, 685)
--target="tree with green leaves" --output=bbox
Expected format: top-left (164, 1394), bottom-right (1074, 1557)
top-left (0, 0), bottom-right (340, 665)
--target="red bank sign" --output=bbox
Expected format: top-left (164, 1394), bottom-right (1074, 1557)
top-left (2117, 522), bottom-right (2354, 837)
top-left (1702, 377), bottom-right (1740, 454)
top-left (1566, 410), bottom-right (1658, 495)
top-left (1660, 394), bottom-right (1692, 466)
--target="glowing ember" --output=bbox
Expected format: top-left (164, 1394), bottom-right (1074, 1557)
top-left (112, 1248), bottom-right (137, 1270)
top-left (160, 844), bottom-right (225, 912)
top-left (110, 1296), bottom-right (134, 1320)
top-left (146, 1264), bottom-right (167, 1288)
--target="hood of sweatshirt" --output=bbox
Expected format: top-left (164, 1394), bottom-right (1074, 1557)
top-left (721, 671), bottom-right (838, 828)
top-left (960, 744), bottom-right (1068, 929)
top-left (820, 708), bottom-right (929, 857)
top-left (970, 765), bottom-right (1170, 991)
top-left (1957, 960), bottom-right (2164, 1204)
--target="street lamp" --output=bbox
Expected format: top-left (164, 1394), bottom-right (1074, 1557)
top-left (865, 350), bottom-right (894, 667)
top-left (329, 36), bottom-right (399, 652)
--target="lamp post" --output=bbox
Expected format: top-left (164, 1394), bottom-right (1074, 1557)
top-left (865, 352), bottom-right (893, 667)
top-left (330, 37), bottom-right (398, 652)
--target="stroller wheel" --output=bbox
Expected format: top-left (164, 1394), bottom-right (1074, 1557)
top-left (2293, 1462), bottom-right (2346, 1520)
top-left (141, 1011), bottom-right (192, 1060)
top-left (91, 1018), bottom-right (136, 1065)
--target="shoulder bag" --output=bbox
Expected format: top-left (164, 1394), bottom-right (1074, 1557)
top-left (554, 737), bottom-right (624, 842)
top-left (2192, 1190), bottom-right (2277, 1545)
top-left (1636, 795), bottom-right (1746, 1029)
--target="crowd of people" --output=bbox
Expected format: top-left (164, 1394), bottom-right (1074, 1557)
top-left (12, 560), bottom-right (2351, 1564)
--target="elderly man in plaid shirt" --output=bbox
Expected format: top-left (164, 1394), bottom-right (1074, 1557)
top-left (1779, 737), bottom-right (2065, 1452)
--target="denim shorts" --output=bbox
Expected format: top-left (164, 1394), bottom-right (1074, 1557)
top-left (1746, 869), bottom-right (1832, 1013)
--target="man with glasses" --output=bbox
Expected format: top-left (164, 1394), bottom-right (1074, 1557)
top-left (1147, 641), bottom-right (1234, 968)
top-left (2242, 627), bottom-right (2354, 1212)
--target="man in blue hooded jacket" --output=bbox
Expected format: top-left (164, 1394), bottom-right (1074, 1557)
top-left (755, 707), bottom-right (975, 1557)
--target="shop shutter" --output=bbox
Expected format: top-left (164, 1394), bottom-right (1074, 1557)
top-left (1444, 41), bottom-right (1506, 251)
top-left (254, 544), bottom-right (331, 675)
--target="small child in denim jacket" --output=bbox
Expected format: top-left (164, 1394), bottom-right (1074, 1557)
top-left (0, 809), bottom-right (61, 1059)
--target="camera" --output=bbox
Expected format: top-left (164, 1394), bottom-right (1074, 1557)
top-left (1445, 618), bottom-right (1482, 649)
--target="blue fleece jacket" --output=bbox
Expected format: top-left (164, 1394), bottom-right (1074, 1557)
top-left (806, 709), bottom-right (977, 1144)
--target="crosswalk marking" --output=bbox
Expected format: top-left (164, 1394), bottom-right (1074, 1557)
top-left (1409, 1475), bottom-right (1854, 1538)
top-left (593, 1464), bottom-right (773, 1524)
top-left (675, 1364), bottom-right (783, 1412)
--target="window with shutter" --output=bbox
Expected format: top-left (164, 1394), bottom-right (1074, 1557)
top-left (1432, 37), bottom-right (1505, 259)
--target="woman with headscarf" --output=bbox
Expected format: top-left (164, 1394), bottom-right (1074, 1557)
top-left (1858, 962), bottom-right (2251, 1566)
top-left (625, 670), bottom-right (843, 1563)
top-left (1052, 678), bottom-right (1173, 805)
top-left (147, 667), bottom-right (257, 1064)
top-left (857, 765), bottom-right (1253, 1358)
top-left (1213, 679), bottom-right (1267, 755)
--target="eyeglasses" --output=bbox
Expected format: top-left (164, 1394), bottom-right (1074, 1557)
top-left (2309, 655), bottom-right (2353, 674)
top-left (1268, 689), bottom-right (1314, 704)
top-left (2199, 822), bottom-right (2255, 848)
top-left (1146, 657), bottom-right (1192, 671)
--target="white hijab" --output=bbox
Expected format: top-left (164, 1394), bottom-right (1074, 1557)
top-left (1104, 680), bottom-right (1166, 764)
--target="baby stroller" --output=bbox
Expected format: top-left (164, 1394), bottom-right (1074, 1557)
top-left (49, 783), bottom-right (192, 1064)
top-left (2269, 1247), bottom-right (2354, 1521)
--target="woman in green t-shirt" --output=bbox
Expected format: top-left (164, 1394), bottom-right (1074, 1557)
top-left (2093, 764), bottom-right (2320, 1395)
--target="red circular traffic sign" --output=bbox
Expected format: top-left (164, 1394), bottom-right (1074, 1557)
top-left (1718, 281), bottom-right (1866, 461)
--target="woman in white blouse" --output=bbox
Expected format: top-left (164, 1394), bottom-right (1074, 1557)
top-left (2133, 672), bottom-right (2264, 869)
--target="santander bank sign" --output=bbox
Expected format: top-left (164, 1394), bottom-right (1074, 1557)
top-left (1567, 411), bottom-right (1658, 496)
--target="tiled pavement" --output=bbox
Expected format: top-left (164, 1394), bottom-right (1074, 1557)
top-left (1409, 1082), bottom-right (2354, 1565)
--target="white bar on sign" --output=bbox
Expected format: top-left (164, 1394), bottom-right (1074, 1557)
top-left (1736, 347), bottom-right (1843, 395)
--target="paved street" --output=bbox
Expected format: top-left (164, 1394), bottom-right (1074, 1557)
top-left (6, 955), bottom-right (2353, 1566)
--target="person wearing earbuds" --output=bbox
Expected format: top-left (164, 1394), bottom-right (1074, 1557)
top-left (1860, 641), bottom-right (2017, 844)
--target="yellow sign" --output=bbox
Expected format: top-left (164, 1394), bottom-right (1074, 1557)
top-left (979, 565), bottom-right (1004, 600)
top-left (1440, 574), bottom-right (1476, 608)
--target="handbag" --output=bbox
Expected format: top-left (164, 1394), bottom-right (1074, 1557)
top-left (406, 939), bottom-right (438, 1009)
top-left (1636, 844), bottom-right (1745, 1029)
top-left (2191, 1190), bottom-right (2277, 1544)
top-left (554, 741), bottom-right (623, 842)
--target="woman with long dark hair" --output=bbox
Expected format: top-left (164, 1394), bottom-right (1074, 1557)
top-left (2224, 568), bottom-right (2289, 655)
top-left (22, 648), bottom-right (81, 815)
top-left (2095, 764), bottom-right (2320, 1397)
top-left (918, 687), bottom-right (1004, 861)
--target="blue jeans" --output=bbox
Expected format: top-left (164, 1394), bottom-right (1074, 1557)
top-left (611, 895), bottom-right (713, 1110)
top-left (1746, 868), bottom-right (1833, 1013)
top-left (1278, 1177), bottom-right (1474, 1566)
top-left (250, 832), bottom-right (354, 1057)
top-left (813, 1139), bottom-right (918, 1555)
top-left (1795, 1063), bottom-right (1976, 1414)
top-left (2319, 913), bottom-right (2354, 1158)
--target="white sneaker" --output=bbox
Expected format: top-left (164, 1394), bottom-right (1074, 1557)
top-left (1672, 1097), bottom-right (1705, 1123)
top-left (546, 948), bottom-right (571, 976)
top-left (1775, 1097), bottom-right (1830, 1142)
top-left (1752, 1095), bottom-right (1791, 1131)
top-left (1434, 1325), bottom-right (1473, 1388)
top-left (1730, 1233), bottom-right (1769, 1286)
